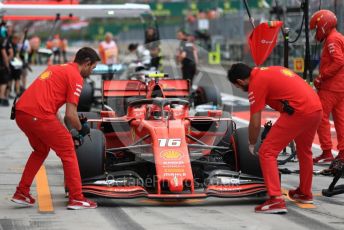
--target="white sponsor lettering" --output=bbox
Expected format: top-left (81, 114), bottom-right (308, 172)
top-left (261, 39), bottom-right (274, 44)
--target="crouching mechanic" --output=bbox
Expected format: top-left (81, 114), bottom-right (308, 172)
top-left (11, 47), bottom-right (100, 210)
top-left (310, 10), bottom-right (344, 163)
top-left (228, 63), bottom-right (322, 214)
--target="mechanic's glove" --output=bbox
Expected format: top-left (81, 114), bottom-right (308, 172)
top-left (313, 75), bottom-right (322, 90)
top-left (78, 122), bottom-right (90, 137)
top-left (78, 114), bottom-right (90, 137)
top-left (71, 130), bottom-right (84, 148)
top-left (79, 113), bottom-right (87, 124)
top-left (248, 143), bottom-right (258, 156)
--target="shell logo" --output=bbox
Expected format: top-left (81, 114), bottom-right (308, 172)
top-left (161, 150), bottom-right (183, 160)
top-left (39, 71), bottom-right (52, 80)
top-left (281, 69), bottom-right (294, 77)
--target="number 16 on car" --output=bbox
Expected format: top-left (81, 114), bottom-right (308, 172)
top-left (158, 139), bottom-right (181, 147)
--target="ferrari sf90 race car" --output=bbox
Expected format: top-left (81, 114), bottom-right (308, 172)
top-left (74, 74), bottom-right (266, 199)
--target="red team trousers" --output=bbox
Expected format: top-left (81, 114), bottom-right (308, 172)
top-left (16, 111), bottom-right (84, 200)
top-left (317, 90), bottom-right (344, 151)
top-left (259, 111), bottom-right (322, 197)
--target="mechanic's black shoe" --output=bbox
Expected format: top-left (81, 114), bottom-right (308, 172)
top-left (255, 198), bottom-right (287, 214)
top-left (11, 190), bottom-right (35, 206)
top-left (67, 198), bottom-right (97, 210)
top-left (288, 188), bottom-right (313, 204)
top-left (313, 150), bottom-right (334, 164)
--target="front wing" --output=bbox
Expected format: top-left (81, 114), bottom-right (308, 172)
top-left (81, 172), bottom-right (266, 199)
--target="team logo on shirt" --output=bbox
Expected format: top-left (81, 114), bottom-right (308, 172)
top-left (281, 69), bottom-right (294, 77)
top-left (39, 71), bottom-right (52, 80)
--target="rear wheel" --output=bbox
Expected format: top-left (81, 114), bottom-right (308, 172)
top-left (78, 81), bottom-right (94, 112)
top-left (194, 85), bottom-right (222, 107)
top-left (76, 129), bottom-right (105, 179)
top-left (234, 127), bottom-right (263, 178)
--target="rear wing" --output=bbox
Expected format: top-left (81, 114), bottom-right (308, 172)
top-left (103, 80), bottom-right (146, 98)
top-left (101, 80), bottom-right (146, 116)
top-left (154, 79), bottom-right (190, 97)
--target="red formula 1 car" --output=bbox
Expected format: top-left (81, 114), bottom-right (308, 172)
top-left (75, 74), bottom-right (266, 199)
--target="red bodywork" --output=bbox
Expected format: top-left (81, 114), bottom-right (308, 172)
top-left (83, 78), bottom-right (266, 199)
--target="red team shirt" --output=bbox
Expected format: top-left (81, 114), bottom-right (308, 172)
top-left (319, 29), bottom-right (344, 92)
top-left (16, 63), bottom-right (83, 119)
top-left (248, 66), bottom-right (322, 115)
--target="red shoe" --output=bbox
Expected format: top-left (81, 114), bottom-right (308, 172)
top-left (335, 151), bottom-right (344, 160)
top-left (67, 198), bottom-right (97, 210)
top-left (288, 188), bottom-right (313, 204)
top-left (11, 190), bottom-right (35, 206)
top-left (255, 198), bottom-right (287, 214)
top-left (313, 150), bottom-right (334, 164)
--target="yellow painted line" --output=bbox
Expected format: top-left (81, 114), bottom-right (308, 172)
top-left (282, 188), bottom-right (316, 209)
top-left (294, 203), bottom-right (317, 209)
top-left (35, 165), bottom-right (54, 213)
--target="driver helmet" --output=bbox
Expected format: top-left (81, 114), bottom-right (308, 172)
top-left (310, 9), bottom-right (337, 42)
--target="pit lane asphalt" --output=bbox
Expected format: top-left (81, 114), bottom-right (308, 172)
top-left (0, 66), bottom-right (343, 230)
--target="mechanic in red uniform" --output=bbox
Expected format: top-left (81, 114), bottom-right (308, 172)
top-left (310, 10), bottom-right (344, 163)
top-left (228, 63), bottom-right (322, 214)
top-left (11, 47), bottom-right (100, 210)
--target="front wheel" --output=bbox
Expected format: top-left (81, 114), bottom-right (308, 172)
top-left (76, 129), bottom-right (105, 179)
top-left (233, 127), bottom-right (263, 178)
